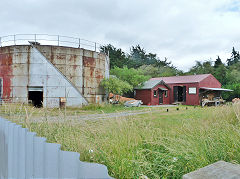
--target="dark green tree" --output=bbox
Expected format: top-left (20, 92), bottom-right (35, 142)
top-left (222, 83), bottom-right (240, 101)
top-left (154, 57), bottom-right (171, 67)
top-left (188, 60), bottom-right (214, 75)
top-left (110, 66), bottom-right (150, 87)
top-left (128, 45), bottom-right (171, 68)
top-left (138, 64), bottom-right (182, 77)
top-left (101, 77), bottom-right (133, 95)
top-left (213, 64), bottom-right (227, 85)
top-left (225, 63), bottom-right (240, 84)
top-left (214, 56), bottom-right (223, 68)
top-left (227, 47), bottom-right (240, 66)
top-left (128, 45), bottom-right (147, 68)
top-left (100, 44), bottom-right (128, 69)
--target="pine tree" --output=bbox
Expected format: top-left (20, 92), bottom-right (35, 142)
top-left (227, 47), bottom-right (240, 66)
top-left (214, 56), bottom-right (223, 68)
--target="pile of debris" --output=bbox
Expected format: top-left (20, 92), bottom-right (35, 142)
top-left (232, 98), bottom-right (240, 104)
top-left (108, 93), bottom-right (143, 107)
top-left (109, 93), bottom-right (135, 104)
top-left (201, 97), bottom-right (225, 107)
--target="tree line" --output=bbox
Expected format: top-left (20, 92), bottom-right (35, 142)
top-left (100, 45), bottom-right (240, 100)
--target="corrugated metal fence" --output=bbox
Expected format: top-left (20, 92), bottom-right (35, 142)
top-left (0, 117), bottom-right (112, 179)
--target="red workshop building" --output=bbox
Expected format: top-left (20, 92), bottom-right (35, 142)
top-left (135, 74), bottom-right (232, 106)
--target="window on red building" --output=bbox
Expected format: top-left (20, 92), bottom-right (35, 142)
top-left (164, 90), bottom-right (168, 97)
top-left (189, 87), bottom-right (197, 94)
top-left (153, 90), bottom-right (157, 97)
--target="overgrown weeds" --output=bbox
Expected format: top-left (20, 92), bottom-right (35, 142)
top-left (81, 103), bottom-right (144, 113)
top-left (0, 103), bottom-right (240, 178)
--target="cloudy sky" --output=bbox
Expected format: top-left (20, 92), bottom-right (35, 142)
top-left (1, 0), bottom-right (240, 71)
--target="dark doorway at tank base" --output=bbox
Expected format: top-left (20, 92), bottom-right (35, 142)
top-left (28, 91), bottom-right (43, 108)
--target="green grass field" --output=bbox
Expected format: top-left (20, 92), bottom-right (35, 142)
top-left (1, 103), bottom-right (240, 178)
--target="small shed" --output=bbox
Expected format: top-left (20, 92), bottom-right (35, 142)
top-left (134, 80), bottom-right (170, 105)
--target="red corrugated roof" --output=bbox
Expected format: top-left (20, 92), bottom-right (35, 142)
top-left (150, 74), bottom-right (211, 84)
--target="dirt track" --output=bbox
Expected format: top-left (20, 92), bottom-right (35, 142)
top-left (1, 105), bottom-right (176, 123)
top-left (28, 109), bottom-right (155, 123)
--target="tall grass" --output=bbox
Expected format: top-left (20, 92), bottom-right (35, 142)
top-left (1, 103), bottom-right (240, 178)
top-left (0, 103), bottom-right (144, 120)
top-left (81, 103), bottom-right (144, 113)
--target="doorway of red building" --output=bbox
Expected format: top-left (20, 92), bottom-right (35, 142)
top-left (173, 86), bottom-right (186, 102)
top-left (159, 89), bottom-right (163, 104)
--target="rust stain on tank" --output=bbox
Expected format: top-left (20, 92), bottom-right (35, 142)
top-left (89, 67), bottom-right (95, 77)
top-left (69, 54), bottom-right (77, 63)
top-left (56, 54), bottom-right (66, 61)
top-left (95, 69), bottom-right (104, 79)
top-left (95, 75), bottom-right (103, 79)
top-left (27, 46), bottom-right (31, 85)
top-left (0, 47), bottom-right (13, 100)
top-left (96, 78), bottom-right (102, 84)
top-left (83, 56), bottom-right (96, 67)
top-left (73, 65), bottom-right (78, 70)
top-left (50, 47), bottom-right (55, 63)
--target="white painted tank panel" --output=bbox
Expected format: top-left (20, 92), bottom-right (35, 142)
top-left (29, 47), bottom-right (88, 107)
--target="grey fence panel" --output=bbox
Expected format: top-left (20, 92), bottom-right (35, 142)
top-left (7, 122), bottom-right (14, 179)
top-left (45, 143), bottom-right (61, 178)
top-left (59, 151), bottom-right (80, 178)
top-left (26, 132), bottom-right (36, 179)
top-left (78, 161), bottom-right (111, 179)
top-left (34, 137), bottom-right (47, 178)
top-left (0, 117), bottom-right (112, 179)
top-left (0, 119), bottom-right (7, 179)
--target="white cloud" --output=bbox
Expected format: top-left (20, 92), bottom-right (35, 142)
top-left (1, 0), bottom-right (240, 71)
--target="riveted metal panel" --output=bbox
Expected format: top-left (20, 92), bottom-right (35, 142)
top-left (54, 64), bottom-right (66, 74)
top-left (84, 77), bottom-right (102, 88)
top-left (46, 98), bottom-right (60, 108)
top-left (98, 58), bottom-right (106, 69)
top-left (67, 76), bottom-right (83, 88)
top-left (12, 87), bottom-right (28, 98)
top-left (12, 52), bottom-right (29, 64)
top-left (83, 50), bottom-right (93, 58)
top-left (12, 64), bottom-right (28, 76)
top-left (93, 51), bottom-right (99, 59)
top-left (105, 56), bottom-right (110, 78)
top-left (29, 75), bottom-right (45, 86)
top-left (66, 54), bottom-right (83, 65)
top-left (46, 87), bottom-right (66, 97)
top-left (66, 65), bottom-right (82, 77)
top-left (29, 63), bottom-right (46, 75)
top-left (11, 76), bottom-right (28, 87)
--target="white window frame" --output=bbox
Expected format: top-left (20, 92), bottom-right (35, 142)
top-left (153, 90), bottom-right (157, 97)
top-left (189, 87), bottom-right (197, 94)
top-left (164, 90), bottom-right (168, 97)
